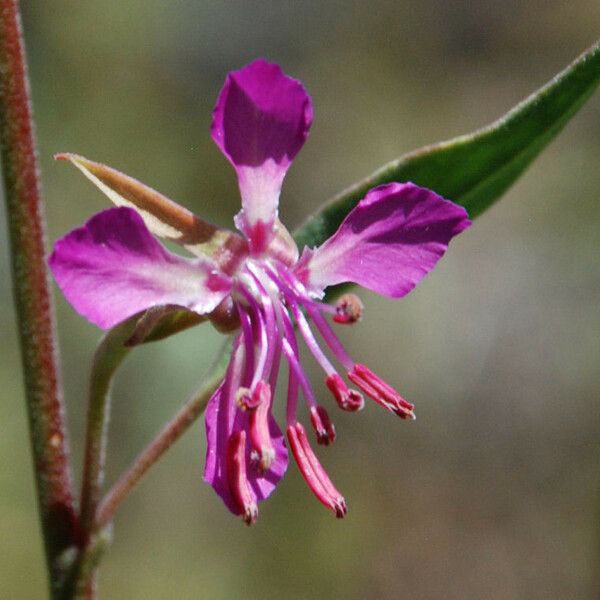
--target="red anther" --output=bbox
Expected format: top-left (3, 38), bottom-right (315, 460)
top-left (310, 405), bottom-right (336, 446)
top-left (348, 364), bottom-right (415, 420)
top-left (333, 293), bottom-right (364, 324)
top-left (248, 381), bottom-right (276, 472)
top-left (226, 430), bottom-right (258, 525)
top-left (286, 422), bottom-right (347, 518)
top-left (326, 373), bottom-right (365, 412)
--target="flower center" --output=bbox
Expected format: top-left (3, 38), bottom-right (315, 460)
top-left (219, 255), bottom-right (413, 522)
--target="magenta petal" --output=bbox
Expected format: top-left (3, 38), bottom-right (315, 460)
top-left (204, 378), bottom-right (288, 516)
top-left (49, 207), bottom-right (232, 329)
top-left (211, 59), bottom-right (313, 243)
top-left (296, 182), bottom-right (471, 298)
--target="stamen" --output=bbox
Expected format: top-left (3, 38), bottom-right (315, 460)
top-left (286, 363), bottom-right (300, 427)
top-left (269, 298), bottom-right (301, 426)
top-left (237, 284), bottom-right (270, 388)
top-left (245, 263), bottom-right (280, 377)
top-left (246, 262), bottom-right (287, 392)
top-left (303, 303), bottom-right (354, 371)
top-left (237, 306), bottom-right (255, 384)
top-left (348, 364), bottom-right (415, 420)
top-left (290, 300), bottom-right (338, 376)
top-left (325, 373), bottom-right (364, 412)
top-left (266, 265), bottom-right (338, 377)
top-left (333, 293), bottom-right (364, 324)
top-left (268, 330), bottom-right (283, 391)
top-left (247, 381), bottom-right (276, 472)
top-left (223, 337), bottom-right (245, 400)
top-left (310, 299), bottom-right (337, 316)
top-left (286, 422), bottom-right (347, 518)
top-left (265, 262), bottom-right (355, 371)
top-left (279, 305), bottom-right (319, 410)
top-left (250, 307), bottom-right (269, 389)
top-left (265, 263), bottom-right (364, 418)
top-left (222, 338), bottom-right (247, 426)
top-left (309, 405), bottom-right (336, 445)
top-left (226, 430), bottom-right (258, 525)
top-left (282, 337), bottom-right (319, 409)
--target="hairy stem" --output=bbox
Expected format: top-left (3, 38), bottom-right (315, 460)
top-left (57, 525), bottom-right (111, 600)
top-left (80, 321), bottom-right (135, 536)
top-left (0, 0), bottom-right (77, 592)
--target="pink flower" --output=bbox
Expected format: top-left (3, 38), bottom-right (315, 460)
top-left (50, 60), bottom-right (471, 524)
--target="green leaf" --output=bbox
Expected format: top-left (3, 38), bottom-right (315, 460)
top-left (294, 40), bottom-right (600, 250)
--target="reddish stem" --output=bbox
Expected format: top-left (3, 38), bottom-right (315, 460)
top-left (0, 0), bottom-right (77, 590)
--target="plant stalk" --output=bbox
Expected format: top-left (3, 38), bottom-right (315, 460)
top-left (79, 322), bottom-right (134, 537)
top-left (0, 0), bottom-right (77, 593)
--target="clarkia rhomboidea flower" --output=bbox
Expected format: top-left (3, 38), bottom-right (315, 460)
top-left (50, 60), bottom-right (471, 524)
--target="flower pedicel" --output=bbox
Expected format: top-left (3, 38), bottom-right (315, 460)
top-left (49, 59), bottom-right (471, 524)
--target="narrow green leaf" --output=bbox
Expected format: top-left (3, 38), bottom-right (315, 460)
top-left (295, 40), bottom-right (600, 249)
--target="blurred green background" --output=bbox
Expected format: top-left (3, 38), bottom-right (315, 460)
top-left (1, 2), bottom-right (599, 598)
